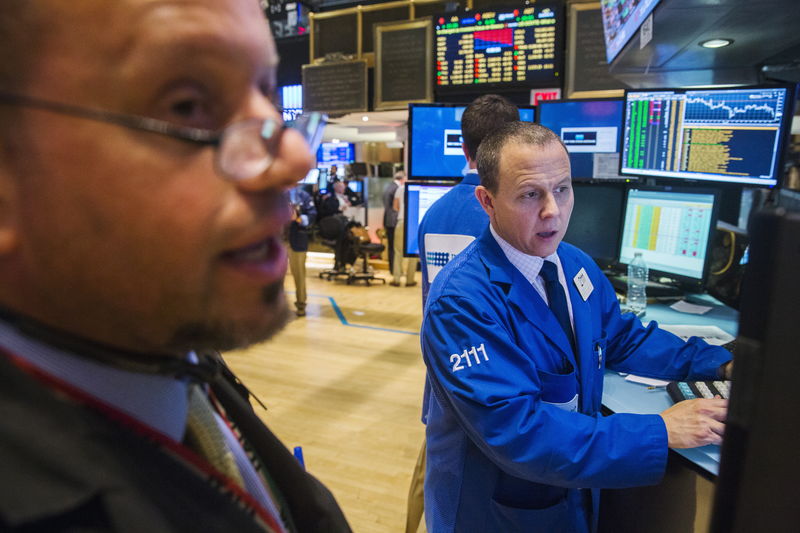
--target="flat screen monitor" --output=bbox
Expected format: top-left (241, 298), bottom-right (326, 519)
top-left (317, 142), bottom-right (355, 166)
top-left (347, 180), bottom-right (363, 194)
top-left (620, 86), bottom-right (793, 187)
top-left (317, 168), bottom-right (329, 194)
top-left (564, 182), bottom-right (626, 269)
top-left (537, 98), bottom-right (625, 180)
top-left (403, 182), bottom-right (456, 257)
top-left (434, 3), bottom-right (564, 91)
top-left (280, 84), bottom-right (303, 121)
top-left (301, 168), bottom-right (319, 184)
top-left (349, 162), bottom-right (369, 177)
top-left (408, 103), bottom-right (534, 181)
top-left (601, 0), bottom-right (662, 63)
top-left (618, 187), bottom-right (719, 289)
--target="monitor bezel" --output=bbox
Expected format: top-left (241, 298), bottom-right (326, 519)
top-left (617, 184), bottom-right (721, 292)
top-left (402, 180), bottom-right (458, 258)
top-left (432, 3), bottom-right (565, 93)
top-left (407, 102), bottom-right (535, 182)
top-left (618, 84), bottom-right (795, 187)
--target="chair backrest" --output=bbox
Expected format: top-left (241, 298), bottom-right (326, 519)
top-left (318, 214), bottom-right (348, 241)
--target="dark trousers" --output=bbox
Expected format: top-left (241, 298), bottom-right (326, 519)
top-left (386, 225), bottom-right (396, 271)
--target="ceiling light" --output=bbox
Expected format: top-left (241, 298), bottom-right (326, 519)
top-left (700, 38), bottom-right (733, 49)
top-left (362, 115), bottom-right (369, 122)
top-left (332, 138), bottom-right (340, 144)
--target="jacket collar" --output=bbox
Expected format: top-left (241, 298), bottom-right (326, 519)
top-left (476, 228), bottom-right (577, 364)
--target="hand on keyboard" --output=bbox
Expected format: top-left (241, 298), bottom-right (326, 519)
top-left (659, 397), bottom-right (728, 449)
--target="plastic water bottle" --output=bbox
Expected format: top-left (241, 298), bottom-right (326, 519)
top-left (627, 252), bottom-right (648, 317)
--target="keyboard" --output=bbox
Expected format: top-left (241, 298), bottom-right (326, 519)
top-left (667, 380), bottom-right (731, 403)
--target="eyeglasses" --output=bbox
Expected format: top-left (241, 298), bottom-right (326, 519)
top-left (0, 90), bottom-right (327, 182)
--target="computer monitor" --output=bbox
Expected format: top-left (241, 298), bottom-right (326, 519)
top-left (618, 186), bottom-right (719, 290)
top-left (317, 142), bottom-right (355, 166)
top-left (403, 182), bottom-right (456, 257)
top-left (349, 162), bottom-right (369, 177)
top-left (600, 0), bottom-right (662, 63)
top-left (620, 86), bottom-right (793, 187)
top-left (408, 103), bottom-right (534, 181)
top-left (434, 3), bottom-right (564, 91)
top-left (317, 167), bottom-right (330, 194)
top-left (564, 182), bottom-right (626, 269)
top-left (347, 180), bottom-right (363, 194)
top-left (301, 168), bottom-right (320, 184)
top-left (537, 98), bottom-right (626, 181)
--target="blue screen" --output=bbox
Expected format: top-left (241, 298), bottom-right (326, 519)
top-left (317, 142), bottom-right (355, 165)
top-left (409, 104), bottom-right (534, 180)
top-left (537, 99), bottom-right (624, 180)
top-left (403, 183), bottom-right (456, 256)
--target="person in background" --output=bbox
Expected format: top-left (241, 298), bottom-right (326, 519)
top-left (383, 171), bottom-right (403, 271)
top-left (421, 121), bottom-right (731, 533)
top-left (404, 94), bottom-right (520, 533)
top-left (391, 172), bottom-right (419, 287)
top-left (0, 1), bottom-right (349, 531)
top-left (288, 185), bottom-right (317, 317)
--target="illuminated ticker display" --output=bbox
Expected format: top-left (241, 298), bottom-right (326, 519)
top-left (435, 4), bottom-right (563, 89)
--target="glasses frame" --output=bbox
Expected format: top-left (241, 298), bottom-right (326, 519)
top-left (0, 90), bottom-right (327, 181)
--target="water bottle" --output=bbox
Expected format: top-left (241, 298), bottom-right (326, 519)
top-left (627, 252), bottom-right (648, 317)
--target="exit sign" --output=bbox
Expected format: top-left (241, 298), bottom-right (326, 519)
top-left (531, 88), bottom-right (562, 105)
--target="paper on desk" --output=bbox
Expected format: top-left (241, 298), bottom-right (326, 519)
top-left (670, 300), bottom-right (712, 315)
top-left (624, 374), bottom-right (670, 387)
top-left (657, 324), bottom-right (735, 346)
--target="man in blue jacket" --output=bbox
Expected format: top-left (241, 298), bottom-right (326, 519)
top-left (421, 121), bottom-right (731, 533)
top-left (406, 94), bottom-right (520, 533)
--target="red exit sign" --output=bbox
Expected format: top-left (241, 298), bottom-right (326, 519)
top-left (530, 88), bottom-right (562, 105)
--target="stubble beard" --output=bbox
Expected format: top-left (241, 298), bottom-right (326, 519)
top-left (164, 280), bottom-right (290, 354)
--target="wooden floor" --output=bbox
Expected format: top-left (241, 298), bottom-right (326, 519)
top-left (224, 255), bottom-right (426, 533)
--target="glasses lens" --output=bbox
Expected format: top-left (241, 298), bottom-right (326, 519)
top-left (217, 118), bottom-right (280, 181)
top-left (288, 112), bottom-right (327, 154)
top-left (217, 113), bottom-right (326, 182)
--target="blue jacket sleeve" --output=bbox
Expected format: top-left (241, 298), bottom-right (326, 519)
top-left (422, 293), bottom-right (668, 489)
top-left (593, 276), bottom-right (732, 380)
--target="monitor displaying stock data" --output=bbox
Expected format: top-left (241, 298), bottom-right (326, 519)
top-left (618, 187), bottom-right (719, 286)
top-left (434, 3), bottom-right (563, 90)
top-left (620, 86), bottom-right (792, 186)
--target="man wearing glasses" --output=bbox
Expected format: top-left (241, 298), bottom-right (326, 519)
top-left (0, 1), bottom-right (348, 532)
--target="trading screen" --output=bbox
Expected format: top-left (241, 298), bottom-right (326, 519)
top-left (404, 183), bottom-right (455, 256)
top-left (434, 4), bottom-right (561, 88)
top-left (621, 87), bottom-right (790, 186)
top-left (601, 0), bottom-right (661, 62)
top-left (619, 188), bottom-right (716, 281)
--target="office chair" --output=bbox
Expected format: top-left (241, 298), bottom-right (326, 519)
top-left (346, 224), bottom-right (386, 286)
top-left (317, 214), bottom-right (351, 281)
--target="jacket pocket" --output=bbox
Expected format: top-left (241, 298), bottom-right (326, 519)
top-left (537, 367), bottom-right (578, 410)
top-left (489, 494), bottom-right (571, 533)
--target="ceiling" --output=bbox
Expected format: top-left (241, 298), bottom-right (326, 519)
top-left (321, 109), bottom-right (408, 143)
top-left (609, 0), bottom-right (800, 87)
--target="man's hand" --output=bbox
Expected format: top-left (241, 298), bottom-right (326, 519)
top-left (659, 398), bottom-right (728, 448)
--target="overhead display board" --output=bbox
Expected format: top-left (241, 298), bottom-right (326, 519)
top-left (434, 3), bottom-right (564, 91)
top-left (302, 59), bottom-right (368, 115)
top-left (375, 19), bottom-right (433, 110)
top-left (566, 2), bottom-right (627, 98)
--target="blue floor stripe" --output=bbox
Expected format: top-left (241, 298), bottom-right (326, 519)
top-left (288, 291), bottom-right (420, 336)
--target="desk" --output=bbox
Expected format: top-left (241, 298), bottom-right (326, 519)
top-left (598, 296), bottom-right (737, 533)
top-left (602, 294), bottom-right (738, 477)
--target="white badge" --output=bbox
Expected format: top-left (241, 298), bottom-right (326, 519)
top-left (573, 268), bottom-right (594, 301)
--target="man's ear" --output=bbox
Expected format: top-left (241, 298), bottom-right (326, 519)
top-left (474, 185), bottom-right (494, 219)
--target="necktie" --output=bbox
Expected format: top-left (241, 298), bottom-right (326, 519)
top-left (539, 261), bottom-right (576, 358)
top-left (184, 383), bottom-right (246, 488)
